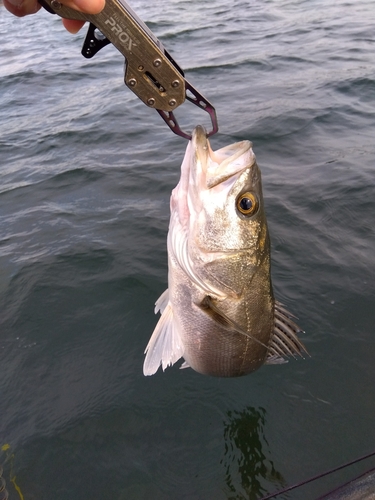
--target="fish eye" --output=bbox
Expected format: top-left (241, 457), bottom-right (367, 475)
top-left (236, 192), bottom-right (258, 216)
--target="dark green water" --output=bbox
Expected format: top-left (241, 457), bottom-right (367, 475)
top-left (1, 1), bottom-right (375, 498)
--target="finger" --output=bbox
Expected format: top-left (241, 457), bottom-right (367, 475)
top-left (62, 18), bottom-right (86, 33)
top-left (3, 0), bottom-right (41, 16)
top-left (60, 0), bottom-right (105, 32)
top-left (61, 0), bottom-right (105, 33)
top-left (61, 0), bottom-right (105, 14)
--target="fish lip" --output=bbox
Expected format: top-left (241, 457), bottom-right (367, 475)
top-left (192, 125), bottom-right (209, 164)
top-left (192, 125), bottom-right (208, 144)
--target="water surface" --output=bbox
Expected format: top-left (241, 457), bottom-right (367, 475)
top-left (1, 0), bottom-right (375, 498)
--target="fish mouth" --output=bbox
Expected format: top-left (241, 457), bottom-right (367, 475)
top-left (192, 125), bottom-right (209, 156)
top-left (192, 126), bottom-right (254, 189)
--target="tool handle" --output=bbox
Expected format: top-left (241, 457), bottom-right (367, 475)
top-left (39, 0), bottom-right (186, 111)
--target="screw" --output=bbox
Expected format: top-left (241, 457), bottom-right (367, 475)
top-left (168, 99), bottom-right (177, 107)
top-left (128, 78), bottom-right (137, 87)
top-left (147, 98), bottom-right (156, 106)
top-left (138, 65), bottom-right (144, 71)
top-left (153, 59), bottom-right (162, 67)
top-left (51, 0), bottom-right (62, 9)
top-left (171, 80), bottom-right (180, 88)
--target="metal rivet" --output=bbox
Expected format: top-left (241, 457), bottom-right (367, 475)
top-left (153, 59), bottom-right (162, 67)
top-left (168, 99), bottom-right (177, 107)
top-left (128, 78), bottom-right (137, 87)
top-left (147, 98), bottom-right (156, 106)
top-left (51, 0), bottom-right (62, 9)
top-left (171, 80), bottom-right (180, 88)
top-left (138, 65), bottom-right (144, 71)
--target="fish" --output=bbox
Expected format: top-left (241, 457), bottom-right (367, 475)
top-left (143, 125), bottom-right (307, 377)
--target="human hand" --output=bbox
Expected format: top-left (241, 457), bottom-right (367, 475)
top-left (3, 0), bottom-right (105, 33)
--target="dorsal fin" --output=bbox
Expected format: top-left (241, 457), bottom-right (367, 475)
top-left (267, 301), bottom-right (308, 362)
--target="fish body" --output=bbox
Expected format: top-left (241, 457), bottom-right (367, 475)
top-left (144, 126), bottom-right (306, 377)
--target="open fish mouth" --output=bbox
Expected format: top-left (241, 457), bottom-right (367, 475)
top-left (192, 125), bottom-right (256, 189)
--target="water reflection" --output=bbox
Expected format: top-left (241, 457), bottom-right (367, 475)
top-left (221, 406), bottom-right (284, 500)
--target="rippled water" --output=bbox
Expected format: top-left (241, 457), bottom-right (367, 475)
top-left (1, 0), bottom-right (375, 498)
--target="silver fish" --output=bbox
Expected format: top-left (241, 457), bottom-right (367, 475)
top-left (143, 125), bottom-right (307, 377)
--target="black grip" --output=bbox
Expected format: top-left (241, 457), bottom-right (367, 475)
top-left (38, 0), bottom-right (57, 14)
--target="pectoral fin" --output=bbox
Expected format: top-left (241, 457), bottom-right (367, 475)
top-left (267, 301), bottom-right (308, 361)
top-left (143, 290), bottom-right (184, 376)
top-left (198, 296), bottom-right (269, 350)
